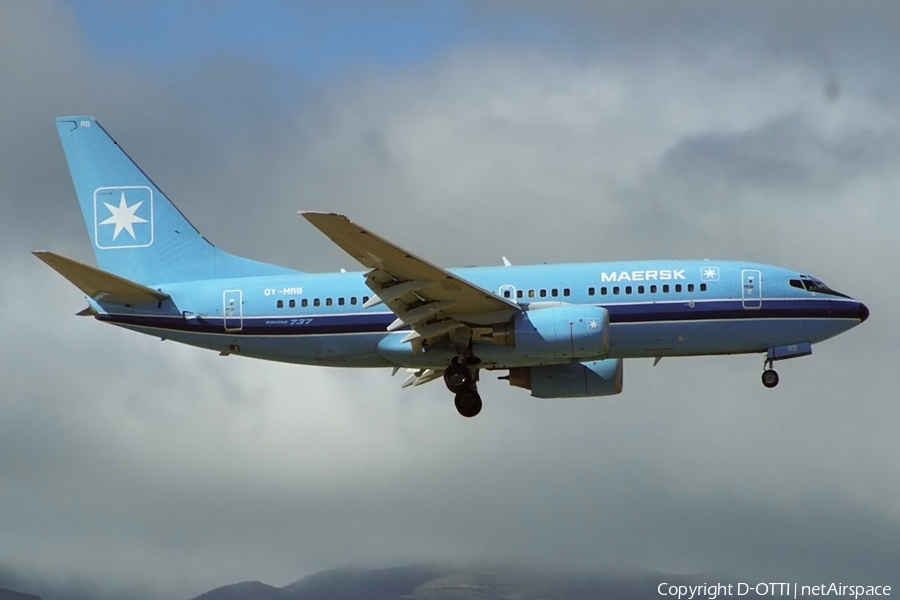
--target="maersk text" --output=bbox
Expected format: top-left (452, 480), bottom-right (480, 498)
top-left (601, 269), bottom-right (686, 282)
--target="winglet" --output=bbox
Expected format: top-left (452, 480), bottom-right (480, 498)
top-left (33, 251), bottom-right (169, 306)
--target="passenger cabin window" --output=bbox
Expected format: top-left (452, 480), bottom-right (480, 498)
top-left (638, 285), bottom-right (645, 294)
top-left (277, 300), bottom-right (284, 309)
top-left (588, 287), bottom-right (595, 296)
top-left (338, 297), bottom-right (345, 306)
top-left (503, 289), bottom-right (511, 298)
top-left (601, 287), bottom-right (608, 295)
top-left (700, 283), bottom-right (707, 292)
top-left (326, 298), bottom-right (333, 306)
top-left (663, 284), bottom-right (670, 293)
top-left (650, 285), bottom-right (657, 293)
top-left (289, 299), bottom-right (296, 308)
top-left (563, 288), bottom-right (570, 297)
top-left (675, 284), bottom-right (682, 293)
top-left (551, 288), bottom-right (558, 297)
top-left (302, 299), bottom-right (308, 307)
top-left (314, 298), bottom-right (320, 307)
top-left (350, 297), bottom-right (357, 305)
top-left (362, 296), bottom-right (370, 304)
top-left (528, 289), bottom-right (535, 298)
top-left (516, 290), bottom-right (523, 298)
top-left (613, 286), bottom-right (620, 295)
top-left (687, 284), bottom-right (695, 292)
top-left (625, 286), bottom-right (633, 294)
top-left (540, 289), bottom-right (547, 298)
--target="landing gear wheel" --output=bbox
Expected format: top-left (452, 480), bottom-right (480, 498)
top-left (444, 361), bottom-right (473, 393)
top-left (762, 369), bottom-right (779, 388)
top-left (454, 389), bottom-right (482, 418)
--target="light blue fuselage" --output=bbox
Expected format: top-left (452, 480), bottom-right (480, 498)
top-left (97, 259), bottom-right (866, 370)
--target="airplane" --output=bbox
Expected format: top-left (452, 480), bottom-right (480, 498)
top-left (37, 116), bottom-right (870, 418)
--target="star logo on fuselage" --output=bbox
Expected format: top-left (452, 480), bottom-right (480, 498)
top-left (100, 192), bottom-right (148, 240)
top-left (701, 266), bottom-right (720, 281)
top-left (588, 319), bottom-right (600, 331)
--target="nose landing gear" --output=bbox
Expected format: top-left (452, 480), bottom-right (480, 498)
top-left (760, 342), bottom-right (812, 389)
top-left (761, 366), bottom-right (779, 388)
top-left (444, 358), bottom-right (482, 417)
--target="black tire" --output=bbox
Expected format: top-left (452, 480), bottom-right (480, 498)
top-left (454, 390), bottom-right (482, 418)
top-left (762, 369), bottom-right (779, 388)
top-left (444, 362), bottom-right (472, 393)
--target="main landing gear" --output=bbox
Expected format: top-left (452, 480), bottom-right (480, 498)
top-left (444, 357), bottom-right (482, 418)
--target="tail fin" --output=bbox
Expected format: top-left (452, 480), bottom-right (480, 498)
top-left (55, 116), bottom-right (296, 284)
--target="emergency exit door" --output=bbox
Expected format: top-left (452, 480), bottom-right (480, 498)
top-left (223, 290), bottom-right (243, 330)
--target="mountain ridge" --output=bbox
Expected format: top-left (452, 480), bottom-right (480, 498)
top-left (189, 565), bottom-right (741, 600)
top-left (0, 588), bottom-right (44, 600)
top-left (1, 563), bottom-right (741, 600)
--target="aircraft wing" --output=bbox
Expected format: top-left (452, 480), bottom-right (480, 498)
top-left (301, 212), bottom-right (520, 348)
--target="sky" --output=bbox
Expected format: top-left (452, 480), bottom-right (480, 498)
top-left (1, 1), bottom-right (899, 598)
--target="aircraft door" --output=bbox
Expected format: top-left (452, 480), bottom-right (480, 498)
top-left (741, 270), bottom-right (762, 309)
top-left (498, 284), bottom-right (517, 301)
top-left (223, 290), bottom-right (243, 330)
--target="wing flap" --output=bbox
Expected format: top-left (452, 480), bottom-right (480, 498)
top-left (33, 251), bottom-right (169, 306)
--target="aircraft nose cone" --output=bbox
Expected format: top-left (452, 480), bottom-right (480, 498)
top-left (859, 302), bottom-right (869, 323)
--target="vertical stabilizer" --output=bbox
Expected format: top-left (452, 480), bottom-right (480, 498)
top-left (55, 116), bottom-right (296, 284)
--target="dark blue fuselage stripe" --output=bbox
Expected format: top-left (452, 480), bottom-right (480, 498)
top-left (99, 299), bottom-right (862, 336)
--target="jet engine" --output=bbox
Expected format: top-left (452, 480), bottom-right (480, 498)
top-left (492, 305), bottom-right (609, 359)
top-left (506, 358), bottom-right (623, 398)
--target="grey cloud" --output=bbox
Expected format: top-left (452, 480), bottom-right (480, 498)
top-left (1, 1), bottom-right (898, 598)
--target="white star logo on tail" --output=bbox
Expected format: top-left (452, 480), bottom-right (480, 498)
top-left (100, 192), bottom-right (148, 240)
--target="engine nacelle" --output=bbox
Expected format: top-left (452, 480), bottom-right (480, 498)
top-left (507, 359), bottom-right (623, 399)
top-left (492, 305), bottom-right (609, 359)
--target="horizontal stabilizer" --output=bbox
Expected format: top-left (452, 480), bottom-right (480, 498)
top-left (33, 251), bottom-right (169, 306)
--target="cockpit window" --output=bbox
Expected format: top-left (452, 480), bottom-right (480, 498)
top-left (793, 275), bottom-right (851, 298)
